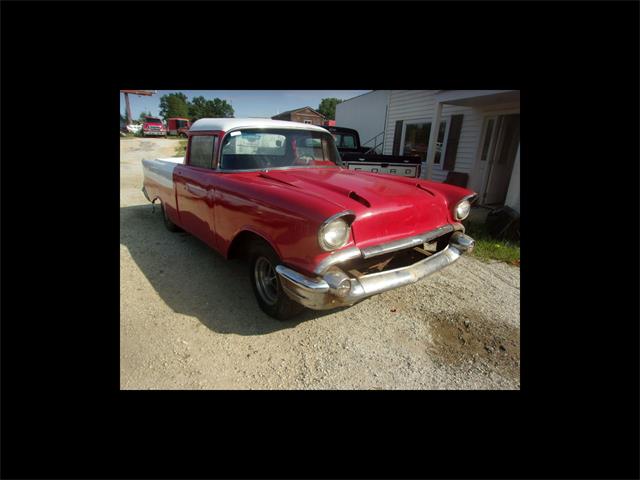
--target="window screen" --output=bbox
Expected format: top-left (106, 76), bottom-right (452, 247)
top-left (189, 136), bottom-right (215, 169)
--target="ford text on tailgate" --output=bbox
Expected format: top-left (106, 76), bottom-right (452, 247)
top-left (142, 118), bottom-right (476, 320)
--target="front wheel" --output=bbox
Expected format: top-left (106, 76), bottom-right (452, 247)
top-left (249, 241), bottom-right (304, 320)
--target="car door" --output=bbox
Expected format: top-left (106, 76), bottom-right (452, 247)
top-left (174, 133), bottom-right (218, 248)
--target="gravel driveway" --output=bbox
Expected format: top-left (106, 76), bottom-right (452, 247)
top-left (120, 138), bottom-right (521, 389)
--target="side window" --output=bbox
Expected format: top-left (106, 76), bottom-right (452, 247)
top-left (342, 135), bottom-right (356, 148)
top-left (189, 135), bottom-right (216, 169)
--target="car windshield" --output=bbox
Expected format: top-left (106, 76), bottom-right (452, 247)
top-left (145, 117), bottom-right (162, 124)
top-left (175, 120), bottom-right (189, 128)
top-left (220, 128), bottom-right (341, 171)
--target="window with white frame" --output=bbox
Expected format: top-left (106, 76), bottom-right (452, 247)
top-left (400, 120), bottom-right (450, 165)
top-left (401, 121), bottom-right (431, 161)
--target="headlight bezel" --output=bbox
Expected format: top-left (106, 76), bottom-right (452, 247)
top-left (453, 194), bottom-right (477, 221)
top-left (318, 210), bottom-right (355, 252)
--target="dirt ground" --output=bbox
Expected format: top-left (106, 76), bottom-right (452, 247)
top-left (120, 137), bottom-right (521, 389)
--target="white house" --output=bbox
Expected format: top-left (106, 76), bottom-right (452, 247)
top-left (337, 90), bottom-right (520, 213)
top-left (335, 90), bottom-right (390, 152)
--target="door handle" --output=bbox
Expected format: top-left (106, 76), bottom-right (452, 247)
top-left (185, 183), bottom-right (207, 198)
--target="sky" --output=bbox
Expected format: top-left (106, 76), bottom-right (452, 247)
top-left (120, 90), bottom-right (371, 120)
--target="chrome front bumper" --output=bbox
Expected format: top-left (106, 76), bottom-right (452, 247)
top-left (276, 230), bottom-right (475, 310)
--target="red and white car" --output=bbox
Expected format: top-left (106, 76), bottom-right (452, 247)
top-left (141, 118), bottom-right (476, 320)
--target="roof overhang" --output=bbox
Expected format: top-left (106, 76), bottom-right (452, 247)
top-left (435, 90), bottom-right (520, 107)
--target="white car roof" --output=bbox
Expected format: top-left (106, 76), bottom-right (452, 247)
top-left (190, 118), bottom-right (329, 133)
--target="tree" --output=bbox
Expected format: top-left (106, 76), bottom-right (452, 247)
top-left (159, 92), bottom-right (189, 121)
top-left (318, 98), bottom-right (343, 120)
top-left (188, 96), bottom-right (234, 121)
top-left (138, 110), bottom-right (153, 122)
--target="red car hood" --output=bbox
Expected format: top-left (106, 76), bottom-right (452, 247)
top-left (256, 168), bottom-right (453, 248)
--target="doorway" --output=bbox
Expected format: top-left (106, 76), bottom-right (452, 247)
top-left (478, 113), bottom-right (520, 206)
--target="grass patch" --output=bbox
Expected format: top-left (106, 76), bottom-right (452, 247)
top-left (175, 139), bottom-right (187, 156)
top-left (464, 219), bottom-right (520, 266)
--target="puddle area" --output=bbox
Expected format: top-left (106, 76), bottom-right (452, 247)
top-left (427, 309), bottom-right (520, 384)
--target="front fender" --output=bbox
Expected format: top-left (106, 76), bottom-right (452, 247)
top-left (418, 180), bottom-right (476, 222)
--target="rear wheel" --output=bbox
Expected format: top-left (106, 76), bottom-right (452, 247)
top-left (249, 241), bottom-right (304, 320)
top-left (160, 203), bottom-right (181, 232)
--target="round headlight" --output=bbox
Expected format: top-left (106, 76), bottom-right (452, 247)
top-left (455, 200), bottom-right (471, 220)
top-left (319, 218), bottom-right (350, 251)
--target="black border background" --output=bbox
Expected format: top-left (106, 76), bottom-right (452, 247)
top-left (1, 1), bottom-right (638, 479)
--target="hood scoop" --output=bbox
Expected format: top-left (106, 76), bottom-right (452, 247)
top-left (416, 183), bottom-right (436, 197)
top-left (348, 191), bottom-right (371, 208)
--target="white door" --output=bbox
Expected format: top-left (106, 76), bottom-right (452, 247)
top-left (476, 115), bottom-right (500, 198)
top-left (484, 114), bottom-right (520, 205)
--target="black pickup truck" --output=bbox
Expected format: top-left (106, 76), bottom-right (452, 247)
top-left (323, 125), bottom-right (423, 178)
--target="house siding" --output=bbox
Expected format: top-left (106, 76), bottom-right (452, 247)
top-left (335, 90), bottom-right (390, 149)
top-left (383, 90), bottom-right (482, 184)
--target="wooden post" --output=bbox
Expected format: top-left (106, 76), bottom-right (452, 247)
top-left (423, 101), bottom-right (442, 180)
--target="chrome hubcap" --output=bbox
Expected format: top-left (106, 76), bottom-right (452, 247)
top-left (254, 257), bottom-right (278, 306)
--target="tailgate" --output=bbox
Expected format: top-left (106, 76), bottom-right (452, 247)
top-left (345, 161), bottom-right (420, 178)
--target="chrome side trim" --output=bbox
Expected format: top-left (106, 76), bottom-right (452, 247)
top-left (360, 224), bottom-right (454, 259)
top-left (185, 183), bottom-right (208, 198)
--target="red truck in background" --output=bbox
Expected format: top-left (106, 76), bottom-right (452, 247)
top-left (141, 116), bottom-right (166, 137)
top-left (166, 117), bottom-right (191, 137)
